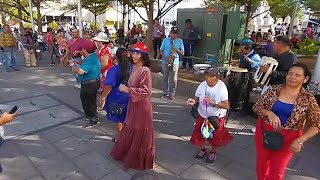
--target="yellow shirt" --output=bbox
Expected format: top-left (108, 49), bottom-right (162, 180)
top-left (0, 32), bottom-right (16, 47)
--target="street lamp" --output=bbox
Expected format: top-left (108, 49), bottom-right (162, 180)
top-left (288, 0), bottom-right (299, 37)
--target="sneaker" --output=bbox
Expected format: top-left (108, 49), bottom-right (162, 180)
top-left (170, 95), bottom-right (175, 101)
top-left (13, 68), bottom-right (21, 71)
top-left (49, 63), bottom-right (55, 66)
top-left (194, 149), bottom-right (207, 161)
top-left (82, 121), bottom-right (100, 128)
top-left (206, 152), bottom-right (217, 165)
top-left (74, 84), bottom-right (81, 89)
top-left (160, 94), bottom-right (170, 100)
top-left (0, 62), bottom-right (3, 66)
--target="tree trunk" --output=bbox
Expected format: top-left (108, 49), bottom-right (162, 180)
top-left (35, 0), bottom-right (42, 33)
top-left (146, 3), bottom-right (154, 52)
top-left (16, 1), bottom-right (24, 31)
top-left (0, 12), bottom-right (6, 24)
top-left (245, 5), bottom-right (252, 31)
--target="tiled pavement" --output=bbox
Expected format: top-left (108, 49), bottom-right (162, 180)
top-left (0, 52), bottom-right (319, 180)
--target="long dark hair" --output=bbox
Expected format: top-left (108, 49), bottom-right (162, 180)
top-left (288, 63), bottom-right (312, 88)
top-left (117, 48), bottom-right (131, 84)
top-left (141, 54), bottom-right (150, 67)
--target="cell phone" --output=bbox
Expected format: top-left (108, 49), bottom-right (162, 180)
top-left (9, 106), bottom-right (19, 114)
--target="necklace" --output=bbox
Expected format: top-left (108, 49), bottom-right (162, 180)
top-left (284, 88), bottom-right (299, 102)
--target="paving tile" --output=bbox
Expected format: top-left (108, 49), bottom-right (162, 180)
top-left (99, 168), bottom-right (132, 180)
top-left (156, 133), bottom-right (197, 175)
top-left (198, 154), bottom-right (232, 174)
top-left (73, 151), bottom-right (119, 179)
top-left (84, 135), bottom-right (114, 156)
top-left (0, 155), bottom-right (38, 180)
top-left (153, 165), bottom-right (176, 176)
top-left (0, 140), bottom-right (21, 158)
top-left (54, 136), bottom-right (91, 159)
top-left (39, 127), bottom-right (73, 143)
top-left (219, 145), bottom-right (256, 170)
top-left (25, 176), bottom-right (45, 180)
top-left (130, 170), bottom-right (183, 180)
top-left (0, 95), bottom-right (59, 114)
top-left (35, 153), bottom-right (78, 180)
top-left (179, 164), bottom-right (227, 180)
top-left (17, 135), bottom-right (58, 163)
top-left (64, 173), bottom-right (90, 180)
top-left (218, 161), bottom-right (256, 180)
top-left (64, 122), bottom-right (106, 140)
top-left (3, 105), bottom-right (81, 139)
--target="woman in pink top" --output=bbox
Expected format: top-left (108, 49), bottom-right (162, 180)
top-left (57, 29), bottom-right (69, 66)
top-left (92, 32), bottom-right (113, 94)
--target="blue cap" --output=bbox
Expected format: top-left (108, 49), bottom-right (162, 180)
top-left (240, 39), bottom-right (253, 45)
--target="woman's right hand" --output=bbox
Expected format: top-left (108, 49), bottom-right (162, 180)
top-left (187, 98), bottom-right (196, 106)
top-left (266, 111), bottom-right (282, 130)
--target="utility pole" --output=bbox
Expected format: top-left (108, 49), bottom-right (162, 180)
top-left (288, 0), bottom-right (298, 37)
top-left (77, 0), bottom-right (83, 37)
top-left (28, 0), bottom-right (35, 32)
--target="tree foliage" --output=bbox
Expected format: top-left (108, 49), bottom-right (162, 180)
top-left (82, 0), bottom-right (112, 23)
top-left (302, 0), bottom-right (320, 16)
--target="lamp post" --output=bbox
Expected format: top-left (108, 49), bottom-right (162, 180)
top-left (77, 0), bottom-right (83, 37)
top-left (28, 0), bottom-right (35, 32)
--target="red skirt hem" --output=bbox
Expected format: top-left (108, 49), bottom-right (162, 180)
top-left (190, 115), bottom-right (233, 147)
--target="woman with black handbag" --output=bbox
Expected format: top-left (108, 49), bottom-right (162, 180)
top-left (99, 48), bottom-right (132, 142)
top-left (253, 63), bottom-right (320, 180)
top-left (187, 68), bottom-right (233, 165)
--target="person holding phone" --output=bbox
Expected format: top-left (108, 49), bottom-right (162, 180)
top-left (0, 110), bottom-right (17, 173)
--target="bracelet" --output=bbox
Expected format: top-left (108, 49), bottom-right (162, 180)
top-left (296, 139), bottom-right (304, 146)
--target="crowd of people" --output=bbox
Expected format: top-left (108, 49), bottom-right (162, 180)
top-left (0, 19), bottom-right (320, 180)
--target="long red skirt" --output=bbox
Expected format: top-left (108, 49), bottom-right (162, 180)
top-left (255, 118), bottom-right (303, 180)
top-left (190, 115), bottom-right (233, 147)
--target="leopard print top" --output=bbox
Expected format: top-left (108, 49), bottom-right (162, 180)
top-left (253, 85), bottom-right (320, 130)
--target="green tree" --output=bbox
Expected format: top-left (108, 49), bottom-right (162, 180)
top-left (204, 0), bottom-right (286, 28)
top-left (116, 0), bottom-right (184, 51)
top-left (82, 0), bottom-right (113, 24)
top-left (303, 0), bottom-right (320, 16)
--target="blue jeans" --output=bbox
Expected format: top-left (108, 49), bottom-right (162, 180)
top-left (3, 47), bottom-right (18, 70)
top-left (162, 63), bottom-right (179, 96)
top-left (0, 49), bottom-right (11, 71)
top-left (182, 44), bottom-right (194, 68)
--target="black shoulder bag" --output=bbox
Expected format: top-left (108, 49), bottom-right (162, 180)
top-left (261, 121), bottom-right (284, 150)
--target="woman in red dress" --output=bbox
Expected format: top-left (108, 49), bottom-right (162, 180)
top-left (111, 42), bottom-right (154, 170)
top-left (92, 32), bottom-right (113, 92)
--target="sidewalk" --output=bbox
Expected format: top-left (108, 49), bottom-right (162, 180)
top-left (0, 51), bottom-right (319, 180)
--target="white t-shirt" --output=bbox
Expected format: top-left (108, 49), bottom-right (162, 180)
top-left (195, 80), bottom-right (228, 118)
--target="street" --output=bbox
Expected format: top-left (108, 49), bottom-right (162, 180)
top-left (0, 52), bottom-right (319, 180)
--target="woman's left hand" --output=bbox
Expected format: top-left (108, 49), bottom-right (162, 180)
top-left (119, 84), bottom-right (129, 93)
top-left (289, 138), bottom-right (303, 153)
top-left (204, 96), bottom-right (216, 106)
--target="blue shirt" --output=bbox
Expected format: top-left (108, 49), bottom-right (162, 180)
top-left (239, 50), bottom-right (261, 71)
top-left (272, 100), bottom-right (294, 126)
top-left (160, 37), bottom-right (184, 65)
top-left (78, 53), bottom-right (101, 83)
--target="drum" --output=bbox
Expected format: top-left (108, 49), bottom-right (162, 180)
top-left (217, 67), bottom-right (228, 79)
top-left (228, 68), bottom-right (249, 111)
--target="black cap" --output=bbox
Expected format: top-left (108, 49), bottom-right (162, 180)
top-left (171, 27), bottom-right (178, 34)
top-left (204, 67), bottom-right (220, 77)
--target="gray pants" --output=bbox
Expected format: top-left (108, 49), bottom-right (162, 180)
top-left (162, 63), bottom-right (179, 96)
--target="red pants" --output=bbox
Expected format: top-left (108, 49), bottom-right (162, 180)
top-left (255, 118), bottom-right (302, 180)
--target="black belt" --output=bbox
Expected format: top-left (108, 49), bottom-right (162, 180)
top-left (81, 78), bottom-right (99, 84)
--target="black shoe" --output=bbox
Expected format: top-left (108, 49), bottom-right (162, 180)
top-left (170, 95), bottom-right (175, 101)
top-left (13, 68), bottom-right (21, 71)
top-left (206, 152), bottom-right (217, 165)
top-left (82, 121), bottom-right (100, 128)
top-left (194, 149), bottom-right (207, 161)
top-left (6, 69), bottom-right (12, 72)
top-left (0, 137), bottom-right (4, 147)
